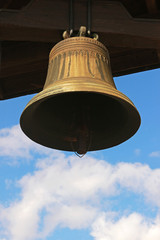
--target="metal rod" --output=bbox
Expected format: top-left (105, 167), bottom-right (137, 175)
top-left (69, 0), bottom-right (74, 35)
top-left (87, 0), bottom-right (91, 35)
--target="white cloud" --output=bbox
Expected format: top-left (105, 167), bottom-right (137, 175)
top-left (115, 162), bottom-right (160, 207)
top-left (0, 125), bottom-right (33, 159)
top-left (1, 155), bottom-right (160, 239)
top-left (1, 125), bottom-right (160, 239)
top-left (0, 156), bottom-right (102, 240)
top-left (91, 213), bottom-right (160, 240)
top-left (149, 151), bottom-right (160, 158)
top-left (0, 125), bottom-right (62, 164)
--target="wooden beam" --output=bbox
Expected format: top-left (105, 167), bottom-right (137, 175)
top-left (111, 48), bottom-right (160, 76)
top-left (1, 41), bottom-right (159, 78)
top-left (0, 40), bottom-right (159, 100)
top-left (1, 70), bottom-right (46, 99)
top-left (145, 0), bottom-right (158, 15)
top-left (0, 0), bottom-right (160, 48)
top-left (1, 42), bottom-right (52, 77)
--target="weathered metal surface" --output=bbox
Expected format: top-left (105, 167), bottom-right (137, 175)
top-left (20, 36), bottom-right (140, 153)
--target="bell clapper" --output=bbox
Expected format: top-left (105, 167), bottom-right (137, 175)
top-left (70, 104), bottom-right (92, 158)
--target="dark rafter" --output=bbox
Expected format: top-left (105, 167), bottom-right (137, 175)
top-left (0, 0), bottom-right (160, 99)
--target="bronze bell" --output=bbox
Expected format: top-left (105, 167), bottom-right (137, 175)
top-left (20, 36), bottom-right (140, 156)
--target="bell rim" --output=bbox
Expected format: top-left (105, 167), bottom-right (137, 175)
top-left (23, 78), bottom-right (138, 113)
top-left (20, 79), bottom-right (141, 152)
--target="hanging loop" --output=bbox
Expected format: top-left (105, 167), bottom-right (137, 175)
top-left (63, 0), bottom-right (98, 40)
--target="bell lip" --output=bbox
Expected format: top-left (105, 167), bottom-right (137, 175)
top-left (20, 80), bottom-right (141, 152)
top-left (23, 78), bottom-right (139, 113)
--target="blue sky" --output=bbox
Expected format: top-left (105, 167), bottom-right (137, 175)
top-left (0, 68), bottom-right (160, 240)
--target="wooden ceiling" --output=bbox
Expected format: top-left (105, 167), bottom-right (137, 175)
top-left (0, 0), bottom-right (160, 99)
